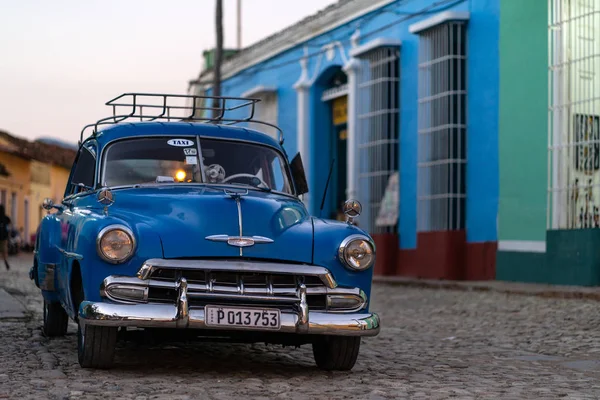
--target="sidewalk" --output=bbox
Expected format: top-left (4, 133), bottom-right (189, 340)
top-left (373, 275), bottom-right (600, 301)
top-left (0, 288), bottom-right (27, 320)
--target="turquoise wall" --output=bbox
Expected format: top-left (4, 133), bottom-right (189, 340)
top-left (498, 0), bottom-right (548, 242)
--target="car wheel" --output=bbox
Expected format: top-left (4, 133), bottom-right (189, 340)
top-left (312, 336), bottom-right (361, 371)
top-left (77, 323), bottom-right (118, 369)
top-left (42, 301), bottom-right (68, 337)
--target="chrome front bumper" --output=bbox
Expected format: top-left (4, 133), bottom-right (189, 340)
top-left (79, 258), bottom-right (380, 336)
top-left (78, 301), bottom-right (380, 336)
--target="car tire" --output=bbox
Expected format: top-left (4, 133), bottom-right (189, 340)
top-left (312, 336), bottom-right (361, 371)
top-left (42, 301), bottom-right (68, 337)
top-left (77, 323), bottom-right (117, 369)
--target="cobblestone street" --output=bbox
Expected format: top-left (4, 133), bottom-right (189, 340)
top-left (2, 254), bottom-right (600, 399)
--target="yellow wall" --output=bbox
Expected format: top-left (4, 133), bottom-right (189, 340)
top-left (50, 165), bottom-right (70, 202)
top-left (29, 160), bottom-right (52, 239)
top-left (0, 152), bottom-right (31, 236)
top-left (0, 147), bottom-right (73, 243)
top-left (28, 165), bottom-right (71, 240)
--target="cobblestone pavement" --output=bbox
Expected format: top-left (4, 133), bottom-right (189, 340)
top-left (2, 254), bottom-right (600, 399)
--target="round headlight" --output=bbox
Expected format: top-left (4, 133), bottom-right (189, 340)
top-left (338, 235), bottom-right (375, 271)
top-left (97, 225), bottom-right (135, 264)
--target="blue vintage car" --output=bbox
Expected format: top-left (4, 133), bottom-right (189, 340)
top-left (30, 93), bottom-right (380, 370)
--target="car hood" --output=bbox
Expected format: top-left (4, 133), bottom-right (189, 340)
top-left (104, 186), bottom-right (313, 263)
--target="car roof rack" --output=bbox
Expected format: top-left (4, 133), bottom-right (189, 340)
top-left (79, 92), bottom-right (284, 145)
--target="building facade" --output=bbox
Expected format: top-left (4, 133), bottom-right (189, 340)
top-left (191, 0), bottom-right (500, 280)
top-left (0, 131), bottom-right (75, 245)
top-left (498, 0), bottom-right (600, 286)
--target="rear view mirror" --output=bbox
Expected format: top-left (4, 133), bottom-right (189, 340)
top-left (290, 153), bottom-right (309, 195)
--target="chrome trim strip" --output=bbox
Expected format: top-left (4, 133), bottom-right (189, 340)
top-left (176, 277), bottom-right (189, 329)
top-left (238, 274), bottom-right (244, 295)
top-left (186, 292), bottom-right (299, 303)
top-left (205, 234), bottom-right (229, 242)
top-left (79, 301), bottom-right (380, 336)
top-left (236, 196), bottom-right (243, 256)
top-left (104, 284), bottom-right (149, 304)
top-left (102, 276), bottom-right (360, 299)
top-left (137, 259), bottom-right (338, 288)
top-left (205, 235), bottom-right (274, 245)
top-left (297, 283), bottom-right (309, 333)
top-left (56, 247), bottom-right (84, 260)
top-left (326, 292), bottom-right (368, 313)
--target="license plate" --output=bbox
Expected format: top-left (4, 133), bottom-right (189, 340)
top-left (204, 305), bottom-right (281, 330)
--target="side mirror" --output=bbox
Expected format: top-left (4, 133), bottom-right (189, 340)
top-left (42, 198), bottom-right (65, 212)
top-left (42, 198), bottom-right (54, 211)
top-left (290, 153), bottom-right (309, 195)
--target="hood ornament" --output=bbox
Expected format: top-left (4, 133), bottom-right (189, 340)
top-left (207, 188), bottom-right (273, 254)
top-left (343, 199), bottom-right (362, 225)
top-left (205, 234), bottom-right (274, 248)
top-left (97, 187), bottom-right (115, 216)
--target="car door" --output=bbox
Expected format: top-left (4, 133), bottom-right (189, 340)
top-left (56, 143), bottom-right (97, 312)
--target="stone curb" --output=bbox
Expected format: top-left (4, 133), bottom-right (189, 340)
top-left (373, 276), bottom-right (600, 302)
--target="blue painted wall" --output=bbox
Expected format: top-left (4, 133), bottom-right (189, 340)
top-left (209, 0), bottom-right (499, 247)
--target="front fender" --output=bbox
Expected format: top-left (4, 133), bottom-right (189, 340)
top-left (37, 213), bottom-right (62, 266)
top-left (72, 214), bottom-right (164, 305)
top-left (312, 218), bottom-right (375, 303)
top-left (35, 213), bottom-right (63, 304)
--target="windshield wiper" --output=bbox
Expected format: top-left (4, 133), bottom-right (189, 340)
top-left (215, 182), bottom-right (271, 193)
top-left (72, 182), bottom-right (93, 191)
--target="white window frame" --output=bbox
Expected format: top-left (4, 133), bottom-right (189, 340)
top-left (242, 86), bottom-right (279, 140)
top-left (354, 43), bottom-right (401, 234)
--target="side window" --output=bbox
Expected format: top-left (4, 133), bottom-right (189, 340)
top-left (270, 156), bottom-right (286, 192)
top-left (67, 147), bottom-right (96, 196)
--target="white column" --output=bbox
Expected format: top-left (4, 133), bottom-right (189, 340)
top-left (343, 57), bottom-right (361, 202)
top-left (294, 57), bottom-right (312, 212)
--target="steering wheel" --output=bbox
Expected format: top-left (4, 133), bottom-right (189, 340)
top-left (222, 173), bottom-right (269, 189)
top-left (206, 164), bottom-right (226, 183)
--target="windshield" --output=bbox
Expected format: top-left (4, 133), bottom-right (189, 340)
top-left (102, 137), bottom-right (293, 194)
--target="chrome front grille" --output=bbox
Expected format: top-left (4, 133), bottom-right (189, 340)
top-left (146, 269), bottom-right (328, 310)
top-left (101, 259), bottom-right (367, 313)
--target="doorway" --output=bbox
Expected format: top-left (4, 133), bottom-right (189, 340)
top-left (331, 95), bottom-right (348, 220)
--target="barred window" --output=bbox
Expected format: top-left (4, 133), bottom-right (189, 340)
top-left (356, 47), bottom-right (400, 234)
top-left (417, 22), bottom-right (467, 232)
top-left (548, 0), bottom-right (600, 229)
top-left (249, 92), bottom-right (279, 140)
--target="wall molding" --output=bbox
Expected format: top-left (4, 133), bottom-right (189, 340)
top-left (241, 85), bottom-right (277, 98)
top-left (350, 38), bottom-right (402, 58)
top-left (498, 240), bottom-right (546, 253)
top-left (408, 11), bottom-right (470, 34)
top-left (196, 0), bottom-right (396, 84)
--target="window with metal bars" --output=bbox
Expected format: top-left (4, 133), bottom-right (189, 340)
top-left (417, 22), bottom-right (467, 232)
top-left (356, 47), bottom-right (400, 235)
top-left (249, 92), bottom-right (279, 140)
top-left (548, 0), bottom-right (600, 230)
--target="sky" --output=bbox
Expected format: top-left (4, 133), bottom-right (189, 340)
top-left (0, 0), bottom-right (337, 144)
